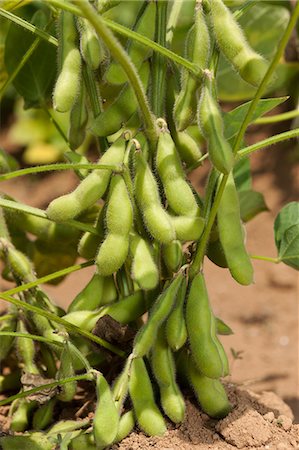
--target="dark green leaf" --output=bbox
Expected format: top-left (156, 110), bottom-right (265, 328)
top-left (239, 190), bottom-right (268, 222)
top-left (278, 225), bottom-right (299, 270)
top-left (4, 10), bottom-right (56, 108)
top-left (233, 158), bottom-right (251, 191)
top-left (274, 202), bottom-right (299, 248)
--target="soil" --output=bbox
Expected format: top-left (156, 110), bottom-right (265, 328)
top-left (0, 113), bottom-right (298, 448)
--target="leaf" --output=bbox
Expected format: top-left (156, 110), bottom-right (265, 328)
top-left (274, 202), bottom-right (299, 270)
top-left (217, 3), bottom-right (291, 101)
top-left (223, 97), bottom-right (288, 142)
top-left (239, 190), bottom-right (268, 222)
top-left (233, 158), bottom-right (251, 191)
top-left (0, 0), bottom-right (33, 10)
top-left (4, 10), bottom-right (56, 108)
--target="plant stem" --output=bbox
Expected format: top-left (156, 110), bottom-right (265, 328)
top-left (0, 331), bottom-right (64, 347)
top-left (166, 0), bottom-right (183, 45)
top-left (250, 254), bottom-right (280, 263)
top-left (233, 0), bottom-right (299, 154)
top-left (0, 163), bottom-right (121, 181)
top-left (254, 109), bottom-right (299, 125)
top-left (0, 374), bottom-right (93, 407)
top-left (237, 128), bottom-right (299, 159)
top-left (72, 0), bottom-right (158, 147)
top-left (0, 8), bottom-right (58, 46)
top-left (0, 293), bottom-right (126, 357)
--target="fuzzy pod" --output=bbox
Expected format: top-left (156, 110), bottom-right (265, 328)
top-left (67, 273), bottom-right (105, 313)
top-left (32, 398), bottom-right (56, 430)
top-left (78, 17), bottom-right (104, 70)
top-left (46, 137), bottom-right (126, 222)
top-left (16, 319), bottom-right (39, 375)
top-left (56, 343), bottom-right (77, 402)
top-left (186, 273), bottom-right (229, 378)
top-left (93, 373), bottom-right (120, 447)
top-left (217, 173), bottom-right (254, 285)
top-left (174, 131), bottom-right (203, 169)
top-left (113, 410), bottom-right (135, 443)
top-left (96, 233), bottom-right (129, 276)
top-left (129, 357), bottom-right (166, 436)
top-left (0, 433), bottom-right (52, 450)
top-left (68, 83), bottom-right (88, 151)
top-left (130, 233), bottom-right (159, 290)
top-left (166, 276), bottom-right (187, 351)
top-left (162, 240), bottom-right (183, 273)
top-left (170, 215), bottom-right (204, 242)
top-left (10, 399), bottom-right (36, 432)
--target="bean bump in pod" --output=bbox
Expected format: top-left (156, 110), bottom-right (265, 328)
top-left (96, 174), bottom-right (133, 276)
top-left (129, 232), bottom-right (159, 290)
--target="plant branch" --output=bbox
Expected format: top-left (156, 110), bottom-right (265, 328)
top-left (250, 254), bottom-right (280, 263)
top-left (254, 109), bottom-right (299, 125)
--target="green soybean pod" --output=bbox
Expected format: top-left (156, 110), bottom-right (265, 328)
top-left (0, 315), bottom-right (17, 362)
top-left (133, 273), bottom-right (183, 357)
top-left (78, 207), bottom-right (105, 259)
top-left (68, 273), bottom-right (105, 313)
top-left (188, 355), bottom-right (231, 419)
top-left (96, 234), bottom-right (129, 276)
top-left (10, 399), bottom-right (36, 432)
top-left (113, 410), bottom-right (135, 443)
top-left (16, 319), bottom-right (39, 375)
top-left (91, 62), bottom-right (150, 137)
top-left (166, 276), bottom-right (187, 351)
top-left (174, 5), bottom-right (210, 131)
top-left (78, 17), bottom-right (104, 70)
top-left (32, 398), bottom-right (56, 430)
top-left (3, 241), bottom-right (35, 283)
top-left (174, 131), bottom-right (203, 170)
top-left (68, 83), bottom-right (88, 151)
top-left (217, 173), bottom-right (254, 285)
top-left (70, 433), bottom-right (96, 450)
top-left (130, 233), bottom-right (159, 290)
top-left (0, 433), bottom-right (52, 450)
top-left (102, 275), bottom-right (118, 304)
top-left (162, 240), bottom-right (183, 273)
top-left (186, 273), bottom-right (229, 378)
top-left (93, 373), bottom-right (119, 448)
top-left (56, 342), bottom-right (77, 402)
top-left (207, 237), bottom-right (228, 268)
top-left (198, 81), bottom-right (234, 174)
top-left (156, 128), bottom-right (200, 217)
top-left (46, 137), bottom-right (126, 222)
top-left (210, 0), bottom-right (268, 86)
top-left (134, 151), bottom-right (175, 244)
top-left (151, 327), bottom-right (185, 423)
top-left (129, 357), bottom-right (166, 436)
top-left (169, 215), bottom-right (204, 241)
top-left (53, 11), bottom-right (81, 113)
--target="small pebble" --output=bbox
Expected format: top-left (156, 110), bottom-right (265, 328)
top-left (277, 415), bottom-right (292, 431)
top-left (263, 412), bottom-right (275, 423)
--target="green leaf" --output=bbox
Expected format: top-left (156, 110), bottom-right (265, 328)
top-left (239, 190), bottom-right (268, 222)
top-left (4, 10), bottom-right (56, 108)
top-left (233, 158), bottom-right (251, 191)
top-left (217, 3), bottom-right (291, 101)
top-left (224, 97), bottom-right (288, 142)
top-left (274, 202), bottom-right (299, 270)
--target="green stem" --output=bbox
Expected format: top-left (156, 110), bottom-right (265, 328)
top-left (0, 8), bottom-right (58, 46)
top-left (0, 313), bottom-right (14, 322)
top-left (0, 198), bottom-right (100, 235)
top-left (237, 128), bottom-right (299, 159)
top-left (0, 331), bottom-right (64, 347)
top-left (250, 254), bottom-right (280, 263)
top-left (0, 293), bottom-right (126, 357)
top-left (233, 1), bottom-right (299, 154)
top-left (166, 0), bottom-right (183, 45)
top-left (0, 163), bottom-right (121, 181)
top-left (254, 109), bottom-right (299, 125)
top-left (72, 0), bottom-right (157, 146)
top-left (0, 374), bottom-right (93, 407)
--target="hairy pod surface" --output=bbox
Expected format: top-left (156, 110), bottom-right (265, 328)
top-left (16, 319), bottom-right (39, 375)
top-left (93, 374), bottom-right (119, 447)
top-left (162, 240), bottom-right (183, 273)
top-left (170, 215), bottom-right (204, 241)
top-left (32, 398), bottom-right (56, 430)
top-left (186, 273), bottom-right (229, 378)
top-left (129, 357), bottom-right (166, 436)
top-left (166, 276), bottom-right (188, 351)
top-left (175, 131), bottom-right (202, 169)
top-left (217, 173), bottom-right (254, 285)
top-left (114, 410), bottom-right (135, 444)
top-left (78, 17), bottom-right (104, 70)
top-left (56, 343), bottom-right (77, 402)
top-left (130, 233), bottom-right (159, 290)
top-left (67, 273), bottom-right (105, 312)
top-left (68, 84), bottom-right (88, 151)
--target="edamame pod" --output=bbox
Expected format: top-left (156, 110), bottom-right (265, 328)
top-left (1, 239), bottom-right (35, 283)
top-left (46, 137), bottom-right (126, 222)
top-left (68, 83), bottom-right (88, 151)
top-left (68, 273), bottom-right (105, 313)
top-left (53, 11), bottom-right (81, 112)
top-left (0, 433), bottom-right (52, 450)
top-left (78, 17), bottom-right (104, 70)
top-left (170, 215), bottom-right (204, 241)
top-left (156, 127), bottom-right (200, 217)
top-left (210, 0), bottom-right (268, 86)
top-left (207, 238), bottom-right (228, 268)
top-left (217, 173), bottom-right (254, 285)
top-left (198, 80), bottom-right (234, 174)
top-left (32, 398), bottom-right (56, 430)
top-left (129, 357), bottom-right (166, 436)
top-left (70, 433), bottom-right (95, 450)
top-left (166, 276), bottom-right (187, 351)
top-left (174, 5), bottom-right (210, 131)
top-left (162, 240), bottom-right (183, 273)
top-left (174, 131), bottom-right (202, 169)
top-left (93, 373), bottom-right (119, 447)
top-left (133, 273), bottom-right (183, 357)
top-left (91, 62), bottom-right (150, 137)
top-left (151, 327), bottom-right (185, 423)
top-left (130, 233), bottom-right (159, 290)
top-left (134, 151), bottom-right (175, 243)
top-left (114, 410), bottom-right (135, 443)
top-left (186, 273), bottom-right (229, 378)
top-left (78, 206), bottom-right (105, 259)
top-left (16, 319), bottom-right (39, 374)
top-left (188, 354), bottom-right (231, 419)
top-left (11, 399), bottom-right (36, 432)
top-left (0, 314), bottom-right (17, 362)
top-left (56, 342), bottom-right (77, 402)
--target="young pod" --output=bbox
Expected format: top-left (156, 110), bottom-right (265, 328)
top-left (133, 273), bottom-right (183, 357)
top-left (93, 373), bottom-right (119, 447)
top-left (170, 215), bottom-right (204, 242)
top-left (129, 357), bottom-right (166, 436)
top-left (217, 173), bottom-right (254, 285)
top-left (0, 433), bottom-right (52, 450)
top-left (186, 273), bottom-right (229, 378)
top-left (56, 342), bottom-right (77, 402)
top-left (53, 11), bottom-right (81, 112)
top-left (113, 410), bottom-right (135, 444)
top-left (46, 137), bottom-right (126, 222)
top-left (78, 17), bottom-right (104, 70)
top-left (130, 233), bottom-right (159, 290)
top-left (174, 131), bottom-right (203, 169)
top-left (10, 399), bottom-right (36, 432)
top-left (32, 398), bottom-right (56, 430)
top-left (162, 240), bottom-right (183, 273)
top-left (68, 83), bottom-right (88, 151)
top-left (210, 0), bottom-right (268, 86)
top-left (68, 273), bottom-right (105, 313)
top-left (156, 128), bottom-right (200, 217)
top-left (134, 151), bottom-right (175, 243)
top-left (16, 319), bottom-right (39, 375)
top-left (166, 276), bottom-right (187, 351)
top-left (174, 5), bottom-right (210, 131)
top-left (78, 207), bottom-right (105, 259)
top-left (198, 80), bottom-right (234, 174)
